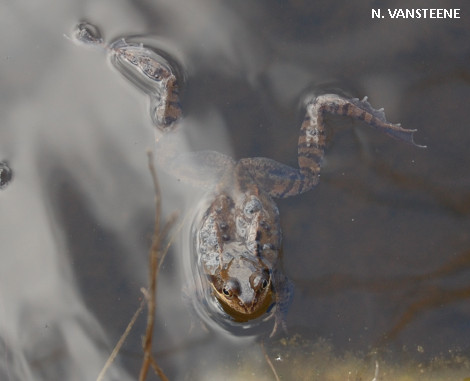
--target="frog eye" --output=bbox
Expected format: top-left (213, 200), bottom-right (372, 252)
top-left (261, 278), bottom-right (269, 290)
top-left (222, 287), bottom-right (231, 297)
top-left (250, 272), bottom-right (270, 290)
top-left (222, 279), bottom-right (240, 299)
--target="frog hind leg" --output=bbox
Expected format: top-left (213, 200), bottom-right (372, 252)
top-left (239, 94), bottom-right (424, 199)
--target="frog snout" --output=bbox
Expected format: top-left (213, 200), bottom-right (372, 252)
top-left (238, 290), bottom-right (257, 311)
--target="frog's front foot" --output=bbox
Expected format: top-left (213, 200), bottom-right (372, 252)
top-left (269, 274), bottom-right (294, 338)
top-left (269, 312), bottom-right (288, 338)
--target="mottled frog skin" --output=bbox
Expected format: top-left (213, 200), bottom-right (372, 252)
top-left (185, 94), bottom-right (421, 336)
top-left (74, 22), bottom-right (422, 337)
top-left (195, 165), bottom-right (284, 328)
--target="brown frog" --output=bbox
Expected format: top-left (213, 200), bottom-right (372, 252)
top-left (71, 22), bottom-right (182, 130)
top-left (180, 94), bottom-right (422, 337)
top-left (74, 22), bottom-right (423, 337)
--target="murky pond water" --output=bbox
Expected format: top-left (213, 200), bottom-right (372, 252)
top-left (1, 1), bottom-right (470, 380)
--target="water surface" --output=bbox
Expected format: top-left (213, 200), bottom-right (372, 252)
top-left (1, 1), bottom-right (469, 380)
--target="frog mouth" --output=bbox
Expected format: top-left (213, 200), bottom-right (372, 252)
top-left (214, 289), bottom-right (274, 322)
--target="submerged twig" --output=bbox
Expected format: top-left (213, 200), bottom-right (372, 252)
top-left (96, 298), bottom-right (146, 381)
top-left (150, 355), bottom-right (169, 381)
top-left (139, 150), bottom-right (174, 381)
top-left (371, 360), bottom-right (379, 381)
top-left (260, 340), bottom-right (280, 381)
top-left (96, 150), bottom-right (176, 381)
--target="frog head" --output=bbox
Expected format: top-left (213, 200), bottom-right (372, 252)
top-left (209, 254), bottom-right (274, 321)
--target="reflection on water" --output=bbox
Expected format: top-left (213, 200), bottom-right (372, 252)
top-left (1, 0), bottom-right (470, 380)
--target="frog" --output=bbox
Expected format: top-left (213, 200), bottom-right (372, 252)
top-left (175, 94), bottom-right (423, 337)
top-left (73, 22), bottom-right (423, 337)
top-left (70, 22), bottom-right (182, 130)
